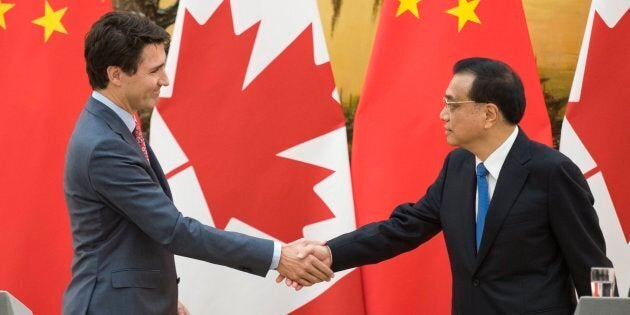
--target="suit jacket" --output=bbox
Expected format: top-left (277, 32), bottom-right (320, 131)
top-left (62, 97), bottom-right (274, 314)
top-left (328, 129), bottom-right (612, 315)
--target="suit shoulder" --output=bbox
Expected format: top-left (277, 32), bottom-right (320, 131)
top-left (446, 147), bottom-right (473, 164)
top-left (67, 109), bottom-right (127, 158)
top-left (525, 139), bottom-right (579, 172)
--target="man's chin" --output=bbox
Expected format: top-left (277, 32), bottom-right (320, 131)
top-left (445, 136), bottom-right (458, 147)
top-left (142, 100), bottom-right (158, 111)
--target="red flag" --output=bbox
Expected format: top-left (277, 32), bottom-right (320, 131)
top-left (560, 0), bottom-right (630, 297)
top-left (352, 0), bottom-right (551, 313)
top-left (151, 1), bottom-right (364, 313)
top-left (0, 0), bottom-right (110, 313)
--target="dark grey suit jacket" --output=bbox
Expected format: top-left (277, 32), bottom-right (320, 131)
top-left (328, 130), bottom-right (612, 314)
top-left (62, 97), bottom-right (274, 314)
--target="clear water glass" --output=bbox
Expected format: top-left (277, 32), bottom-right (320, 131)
top-left (591, 267), bottom-right (615, 297)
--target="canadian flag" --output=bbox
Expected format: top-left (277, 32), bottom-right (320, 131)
top-left (560, 0), bottom-right (630, 297)
top-left (150, 0), bottom-right (364, 313)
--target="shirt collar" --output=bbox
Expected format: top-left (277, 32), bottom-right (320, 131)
top-left (92, 91), bottom-right (136, 133)
top-left (476, 126), bottom-right (519, 179)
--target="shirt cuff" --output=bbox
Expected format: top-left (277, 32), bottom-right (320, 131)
top-left (269, 241), bottom-right (281, 270)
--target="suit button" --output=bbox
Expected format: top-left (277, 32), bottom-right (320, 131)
top-left (473, 279), bottom-right (480, 287)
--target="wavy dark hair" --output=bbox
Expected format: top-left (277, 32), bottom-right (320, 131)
top-left (84, 11), bottom-right (170, 89)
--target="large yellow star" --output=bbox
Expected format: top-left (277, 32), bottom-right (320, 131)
top-left (0, 1), bottom-right (15, 30)
top-left (396, 0), bottom-right (421, 18)
top-left (32, 0), bottom-right (68, 42)
top-left (446, 0), bottom-right (481, 32)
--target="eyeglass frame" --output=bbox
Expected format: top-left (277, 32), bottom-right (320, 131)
top-left (443, 97), bottom-right (478, 112)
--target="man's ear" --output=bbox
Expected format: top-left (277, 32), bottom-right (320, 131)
top-left (484, 103), bottom-right (500, 128)
top-left (106, 66), bottom-right (123, 87)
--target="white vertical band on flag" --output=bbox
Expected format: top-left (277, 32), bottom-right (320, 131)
top-left (558, 119), bottom-right (596, 174)
top-left (168, 167), bottom-right (215, 227)
top-left (148, 109), bottom-right (189, 174)
top-left (568, 4), bottom-right (595, 103)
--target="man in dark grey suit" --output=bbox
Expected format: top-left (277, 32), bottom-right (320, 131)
top-left (282, 58), bottom-right (614, 314)
top-left (62, 12), bottom-right (331, 314)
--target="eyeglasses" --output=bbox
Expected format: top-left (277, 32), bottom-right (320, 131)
top-left (443, 97), bottom-right (476, 112)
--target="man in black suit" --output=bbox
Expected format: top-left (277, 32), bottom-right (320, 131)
top-left (280, 57), bottom-right (613, 314)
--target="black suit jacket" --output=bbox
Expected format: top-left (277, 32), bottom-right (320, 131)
top-left (328, 130), bottom-right (612, 314)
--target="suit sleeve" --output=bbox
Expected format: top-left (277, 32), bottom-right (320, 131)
top-left (548, 159), bottom-right (612, 296)
top-left (88, 137), bottom-right (274, 277)
top-left (327, 153), bottom-right (449, 272)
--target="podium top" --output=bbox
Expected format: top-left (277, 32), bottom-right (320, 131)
top-left (0, 291), bottom-right (33, 315)
top-left (574, 297), bottom-right (630, 315)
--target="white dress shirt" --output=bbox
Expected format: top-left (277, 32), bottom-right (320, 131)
top-left (475, 126), bottom-right (519, 220)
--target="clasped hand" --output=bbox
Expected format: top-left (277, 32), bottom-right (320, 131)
top-left (275, 238), bottom-right (333, 291)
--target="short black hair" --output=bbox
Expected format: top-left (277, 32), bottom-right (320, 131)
top-left (453, 57), bottom-right (525, 124)
top-left (84, 11), bottom-right (170, 89)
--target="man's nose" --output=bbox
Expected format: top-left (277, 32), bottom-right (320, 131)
top-left (439, 106), bottom-right (449, 121)
top-left (159, 71), bottom-right (170, 87)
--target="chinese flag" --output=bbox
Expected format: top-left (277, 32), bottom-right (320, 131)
top-left (0, 0), bottom-right (110, 313)
top-left (352, 0), bottom-right (551, 313)
top-left (560, 1), bottom-right (630, 297)
top-left (151, 1), bottom-right (364, 313)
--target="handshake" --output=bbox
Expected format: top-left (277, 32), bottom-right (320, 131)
top-left (275, 238), bottom-right (333, 291)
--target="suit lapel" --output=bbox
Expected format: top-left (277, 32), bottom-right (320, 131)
top-left (451, 153), bottom-right (478, 265)
top-left (85, 98), bottom-right (168, 193)
top-left (473, 130), bottom-right (532, 273)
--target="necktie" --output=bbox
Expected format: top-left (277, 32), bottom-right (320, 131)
top-left (476, 163), bottom-right (489, 250)
top-left (133, 114), bottom-right (150, 163)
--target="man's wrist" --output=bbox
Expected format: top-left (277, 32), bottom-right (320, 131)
top-left (270, 241), bottom-right (281, 270)
top-left (325, 245), bottom-right (333, 267)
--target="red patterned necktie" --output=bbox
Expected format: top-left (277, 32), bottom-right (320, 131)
top-left (133, 113), bottom-right (150, 163)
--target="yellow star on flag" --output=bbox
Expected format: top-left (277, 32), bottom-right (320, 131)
top-left (0, 1), bottom-right (15, 30)
top-left (32, 0), bottom-right (68, 42)
top-left (446, 0), bottom-right (481, 32)
top-left (396, 0), bottom-right (421, 18)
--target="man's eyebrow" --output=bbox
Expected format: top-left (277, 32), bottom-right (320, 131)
top-left (150, 63), bottom-right (165, 71)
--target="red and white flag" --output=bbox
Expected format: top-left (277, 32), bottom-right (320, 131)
top-left (0, 1), bottom-right (110, 313)
top-left (560, 0), bottom-right (630, 297)
top-left (151, 0), bottom-right (364, 313)
top-left (351, 0), bottom-right (552, 313)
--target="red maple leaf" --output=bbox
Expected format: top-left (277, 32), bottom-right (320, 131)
top-left (567, 11), bottom-right (630, 242)
top-left (157, 2), bottom-right (344, 242)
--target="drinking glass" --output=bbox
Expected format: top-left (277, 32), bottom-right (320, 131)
top-left (591, 267), bottom-right (615, 297)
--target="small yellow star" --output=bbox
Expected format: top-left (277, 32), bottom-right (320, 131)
top-left (396, 0), bottom-right (421, 18)
top-left (446, 0), bottom-right (481, 32)
top-left (32, 0), bottom-right (68, 42)
top-left (0, 1), bottom-right (15, 30)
